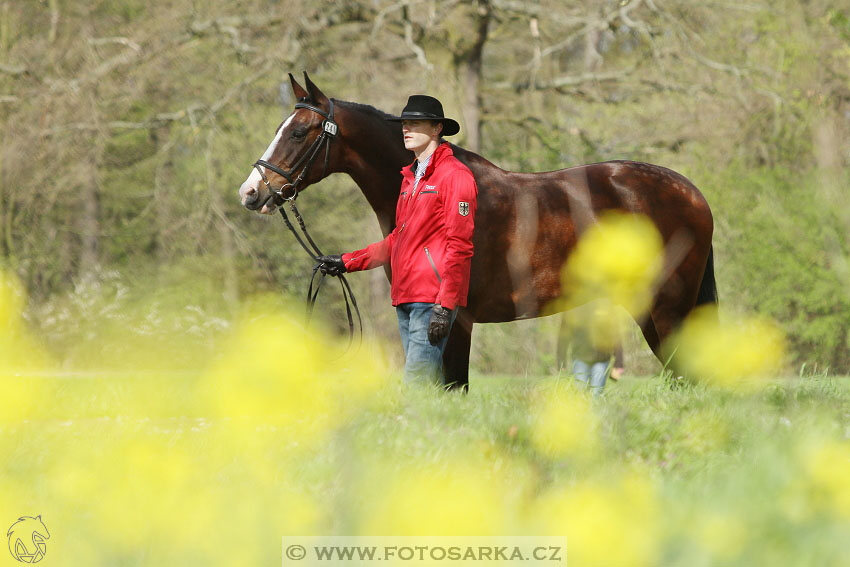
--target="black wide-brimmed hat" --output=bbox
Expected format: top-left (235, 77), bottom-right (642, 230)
top-left (386, 94), bottom-right (460, 136)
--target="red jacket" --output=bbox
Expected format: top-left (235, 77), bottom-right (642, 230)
top-left (342, 143), bottom-right (477, 310)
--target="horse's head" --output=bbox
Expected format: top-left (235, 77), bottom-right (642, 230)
top-left (239, 72), bottom-right (338, 214)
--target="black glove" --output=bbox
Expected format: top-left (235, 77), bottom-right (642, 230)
top-left (316, 254), bottom-right (346, 277)
top-left (427, 305), bottom-right (453, 345)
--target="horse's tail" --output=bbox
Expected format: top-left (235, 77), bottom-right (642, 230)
top-left (695, 245), bottom-right (718, 306)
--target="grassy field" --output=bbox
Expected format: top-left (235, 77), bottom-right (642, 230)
top-left (2, 274), bottom-right (849, 565)
top-left (2, 361), bottom-right (849, 566)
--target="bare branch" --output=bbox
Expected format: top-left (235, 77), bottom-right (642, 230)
top-left (88, 36), bottom-right (142, 51)
top-left (547, 67), bottom-right (636, 88)
top-left (494, 67), bottom-right (636, 91)
top-left (489, 0), bottom-right (585, 26)
top-left (208, 59), bottom-right (275, 114)
top-left (402, 2), bottom-right (432, 71)
top-left (0, 62), bottom-right (26, 76)
top-left (43, 59), bottom-right (275, 136)
top-left (690, 51), bottom-right (747, 77)
top-left (528, 17), bottom-right (542, 87)
top-left (190, 17), bottom-right (259, 53)
top-left (48, 0), bottom-right (59, 44)
top-left (533, 4), bottom-right (625, 65)
top-left (371, 1), bottom-right (409, 39)
top-left (618, 0), bottom-right (652, 37)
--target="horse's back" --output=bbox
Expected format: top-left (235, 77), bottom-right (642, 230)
top-left (454, 149), bottom-right (712, 241)
top-left (451, 147), bottom-right (714, 322)
top-left (512, 160), bottom-right (709, 214)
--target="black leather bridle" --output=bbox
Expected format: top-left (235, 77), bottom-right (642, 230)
top-left (252, 99), bottom-right (338, 205)
top-left (251, 99), bottom-right (361, 344)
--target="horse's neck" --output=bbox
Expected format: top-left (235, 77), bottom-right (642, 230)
top-left (448, 143), bottom-right (504, 178)
top-left (339, 103), bottom-right (410, 236)
top-left (347, 166), bottom-right (402, 235)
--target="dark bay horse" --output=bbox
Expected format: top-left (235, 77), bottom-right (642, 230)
top-left (238, 73), bottom-right (716, 390)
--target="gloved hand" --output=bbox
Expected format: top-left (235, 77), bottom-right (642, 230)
top-left (427, 305), bottom-right (453, 345)
top-left (316, 254), bottom-right (346, 277)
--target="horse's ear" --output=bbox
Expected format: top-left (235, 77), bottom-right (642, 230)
top-left (289, 73), bottom-right (308, 101)
top-left (303, 71), bottom-right (329, 107)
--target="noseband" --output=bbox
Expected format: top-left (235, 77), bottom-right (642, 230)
top-left (250, 99), bottom-right (361, 345)
top-left (252, 99), bottom-right (338, 205)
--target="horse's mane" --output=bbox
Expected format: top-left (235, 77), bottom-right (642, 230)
top-left (337, 99), bottom-right (502, 173)
top-left (337, 99), bottom-right (397, 123)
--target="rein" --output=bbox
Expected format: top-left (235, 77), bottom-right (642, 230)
top-left (251, 99), bottom-right (362, 344)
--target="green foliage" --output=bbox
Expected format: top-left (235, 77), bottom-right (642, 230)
top-left (828, 9), bottom-right (850, 42)
top-left (2, 0), bottom-right (849, 371)
top-left (703, 163), bottom-right (850, 371)
top-left (92, 0), bottom-right (147, 23)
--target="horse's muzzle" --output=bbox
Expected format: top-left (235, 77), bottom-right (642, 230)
top-left (239, 182), bottom-right (265, 211)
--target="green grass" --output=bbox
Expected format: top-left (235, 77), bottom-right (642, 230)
top-left (2, 371), bottom-right (850, 565)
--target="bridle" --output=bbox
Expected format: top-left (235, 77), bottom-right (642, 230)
top-left (250, 99), bottom-right (362, 344)
top-left (252, 98), bottom-right (339, 205)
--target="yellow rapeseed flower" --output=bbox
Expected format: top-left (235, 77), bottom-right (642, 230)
top-left (560, 212), bottom-right (664, 317)
top-left (0, 269), bottom-right (25, 330)
top-left (88, 437), bottom-right (213, 549)
top-left (529, 473), bottom-right (659, 566)
top-left (0, 271), bottom-right (52, 422)
top-left (802, 440), bottom-right (850, 519)
top-left (358, 459), bottom-right (510, 535)
top-left (671, 305), bottom-right (786, 389)
top-left (202, 308), bottom-right (387, 442)
top-left (529, 379), bottom-right (599, 458)
top-left (695, 512), bottom-right (748, 561)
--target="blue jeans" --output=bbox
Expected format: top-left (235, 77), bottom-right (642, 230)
top-left (396, 302), bottom-right (457, 385)
top-left (573, 359), bottom-right (610, 397)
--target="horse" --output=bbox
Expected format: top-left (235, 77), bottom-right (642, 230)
top-left (238, 72), bottom-right (717, 390)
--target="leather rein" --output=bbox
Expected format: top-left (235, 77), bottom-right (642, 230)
top-left (251, 99), bottom-right (362, 344)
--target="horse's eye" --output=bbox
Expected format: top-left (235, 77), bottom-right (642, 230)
top-left (291, 129), bottom-right (307, 140)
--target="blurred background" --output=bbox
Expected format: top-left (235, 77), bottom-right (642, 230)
top-left (1, 0), bottom-right (849, 375)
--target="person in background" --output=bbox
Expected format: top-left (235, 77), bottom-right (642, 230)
top-left (316, 95), bottom-right (478, 387)
top-left (559, 303), bottom-right (623, 396)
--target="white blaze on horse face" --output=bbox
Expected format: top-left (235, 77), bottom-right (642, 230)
top-left (262, 112), bottom-right (296, 161)
top-left (243, 112), bottom-right (297, 189)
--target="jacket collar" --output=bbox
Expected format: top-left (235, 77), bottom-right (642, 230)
top-left (402, 141), bottom-right (452, 179)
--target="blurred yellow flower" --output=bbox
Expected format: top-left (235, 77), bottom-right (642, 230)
top-left (560, 212), bottom-right (664, 317)
top-left (671, 305), bottom-right (786, 388)
top-left (692, 512), bottom-right (748, 561)
top-left (802, 440), bottom-right (850, 519)
top-left (529, 379), bottom-right (598, 458)
top-left (88, 437), bottom-right (214, 549)
top-left (203, 308), bottom-right (389, 444)
top-left (562, 300), bottom-right (631, 354)
top-left (529, 473), bottom-right (659, 566)
top-left (0, 271), bottom-right (52, 423)
top-left (0, 270), bottom-right (25, 330)
top-left (358, 460), bottom-right (510, 535)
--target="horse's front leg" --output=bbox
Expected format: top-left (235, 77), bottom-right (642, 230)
top-left (443, 309), bottom-right (473, 392)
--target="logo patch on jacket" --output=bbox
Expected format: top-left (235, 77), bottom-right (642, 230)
top-left (458, 201), bottom-right (470, 216)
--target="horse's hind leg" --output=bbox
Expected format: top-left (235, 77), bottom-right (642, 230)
top-left (648, 276), bottom-right (707, 379)
top-left (443, 310), bottom-right (473, 392)
top-left (638, 315), bottom-right (662, 355)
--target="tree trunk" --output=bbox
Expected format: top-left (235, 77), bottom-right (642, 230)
top-left (453, 0), bottom-right (491, 154)
top-left (206, 129), bottom-right (239, 309)
top-left (77, 87), bottom-right (102, 278)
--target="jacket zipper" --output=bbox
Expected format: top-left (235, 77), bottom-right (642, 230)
top-left (424, 247), bottom-right (442, 283)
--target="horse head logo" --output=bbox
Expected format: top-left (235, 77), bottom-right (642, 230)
top-left (7, 515), bottom-right (50, 563)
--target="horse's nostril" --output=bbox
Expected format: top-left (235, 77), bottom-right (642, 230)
top-left (242, 189), bottom-right (263, 210)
